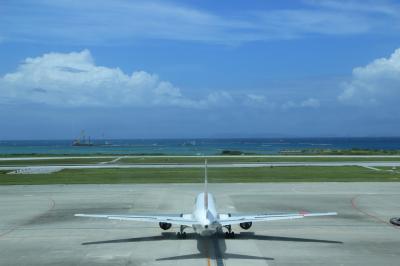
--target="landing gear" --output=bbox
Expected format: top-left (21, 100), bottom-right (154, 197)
top-left (177, 225), bottom-right (188, 239)
top-left (224, 225), bottom-right (235, 239)
top-left (177, 232), bottom-right (187, 239)
top-left (224, 231), bottom-right (235, 238)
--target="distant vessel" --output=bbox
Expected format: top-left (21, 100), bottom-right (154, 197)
top-left (182, 140), bottom-right (197, 146)
top-left (72, 130), bottom-right (94, 147)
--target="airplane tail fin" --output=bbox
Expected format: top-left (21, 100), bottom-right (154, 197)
top-left (204, 159), bottom-right (208, 210)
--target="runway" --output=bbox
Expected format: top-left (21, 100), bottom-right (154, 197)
top-left (2, 162), bottom-right (400, 173)
top-left (0, 183), bottom-right (399, 265)
top-left (1, 155), bottom-right (400, 161)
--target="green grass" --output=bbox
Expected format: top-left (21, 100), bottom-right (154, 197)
top-left (279, 148), bottom-right (400, 155)
top-left (118, 156), bottom-right (400, 164)
top-left (1, 166), bottom-right (399, 185)
top-left (374, 167), bottom-right (400, 170)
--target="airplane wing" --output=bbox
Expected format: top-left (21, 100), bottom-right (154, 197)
top-left (74, 213), bottom-right (197, 226)
top-left (219, 212), bottom-right (337, 226)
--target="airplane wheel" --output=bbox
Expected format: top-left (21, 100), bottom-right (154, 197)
top-left (225, 231), bottom-right (235, 238)
top-left (182, 232), bottom-right (187, 239)
top-left (177, 232), bottom-right (181, 239)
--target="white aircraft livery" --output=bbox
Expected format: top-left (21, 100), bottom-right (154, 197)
top-left (75, 160), bottom-right (337, 238)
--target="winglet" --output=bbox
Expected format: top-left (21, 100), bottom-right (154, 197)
top-left (204, 159), bottom-right (208, 210)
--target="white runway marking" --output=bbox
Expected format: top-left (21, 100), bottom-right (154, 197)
top-left (7, 167), bottom-right (62, 174)
top-left (98, 156), bottom-right (125, 165)
top-left (361, 166), bottom-right (382, 171)
top-left (2, 162), bottom-right (400, 173)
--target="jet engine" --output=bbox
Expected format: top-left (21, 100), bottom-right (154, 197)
top-left (239, 222), bottom-right (252, 230)
top-left (159, 222), bottom-right (172, 230)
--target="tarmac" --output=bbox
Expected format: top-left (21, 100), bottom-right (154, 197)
top-left (0, 183), bottom-right (399, 265)
top-left (2, 162), bottom-right (400, 174)
top-left (2, 155), bottom-right (400, 161)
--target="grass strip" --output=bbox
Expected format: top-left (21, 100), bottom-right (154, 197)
top-left (1, 166), bottom-right (399, 185)
top-left (119, 157), bottom-right (400, 164)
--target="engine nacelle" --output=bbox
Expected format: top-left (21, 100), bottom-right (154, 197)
top-left (239, 222), bottom-right (252, 230)
top-left (159, 222), bottom-right (172, 230)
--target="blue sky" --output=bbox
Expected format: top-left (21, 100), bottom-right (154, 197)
top-left (1, 0), bottom-right (400, 139)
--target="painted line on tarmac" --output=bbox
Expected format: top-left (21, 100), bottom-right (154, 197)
top-left (205, 239), bottom-right (212, 266)
top-left (361, 166), bottom-right (382, 171)
top-left (351, 195), bottom-right (399, 230)
top-left (98, 156), bottom-right (125, 165)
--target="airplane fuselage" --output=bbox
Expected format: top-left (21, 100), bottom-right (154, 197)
top-left (192, 192), bottom-right (220, 235)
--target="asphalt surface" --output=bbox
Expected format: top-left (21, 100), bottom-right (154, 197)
top-left (2, 162), bottom-right (400, 173)
top-left (0, 183), bottom-right (399, 265)
top-left (2, 155), bottom-right (400, 160)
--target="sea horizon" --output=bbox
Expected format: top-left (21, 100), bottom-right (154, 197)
top-left (1, 137), bottom-right (400, 155)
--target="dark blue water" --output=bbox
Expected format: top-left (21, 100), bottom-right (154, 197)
top-left (0, 138), bottom-right (400, 155)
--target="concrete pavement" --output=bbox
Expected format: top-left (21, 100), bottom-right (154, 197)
top-left (0, 183), bottom-right (399, 265)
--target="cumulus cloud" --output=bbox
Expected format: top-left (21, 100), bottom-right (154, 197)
top-left (0, 50), bottom-right (327, 110)
top-left (0, 49), bottom-right (283, 109)
top-left (339, 48), bottom-right (400, 105)
top-left (0, 50), bottom-right (215, 107)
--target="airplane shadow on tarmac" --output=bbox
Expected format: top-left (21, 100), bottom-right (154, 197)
top-left (82, 231), bottom-right (342, 263)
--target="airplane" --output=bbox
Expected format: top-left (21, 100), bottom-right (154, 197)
top-left (75, 160), bottom-right (337, 239)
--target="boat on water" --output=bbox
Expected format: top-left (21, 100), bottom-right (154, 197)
top-left (72, 131), bottom-right (94, 147)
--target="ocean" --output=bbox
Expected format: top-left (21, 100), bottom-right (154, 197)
top-left (0, 138), bottom-right (400, 155)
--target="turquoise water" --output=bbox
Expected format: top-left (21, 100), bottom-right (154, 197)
top-left (0, 138), bottom-right (400, 155)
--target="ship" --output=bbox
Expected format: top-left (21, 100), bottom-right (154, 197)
top-left (72, 130), bottom-right (94, 146)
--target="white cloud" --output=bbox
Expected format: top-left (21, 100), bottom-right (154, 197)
top-left (246, 94), bottom-right (266, 104)
top-left (241, 94), bottom-right (276, 108)
top-left (306, 0), bottom-right (400, 16)
top-left (301, 98), bottom-right (320, 108)
top-left (0, 49), bottom-right (328, 110)
top-left (203, 91), bottom-right (235, 106)
top-left (0, 49), bottom-right (281, 109)
top-left (282, 98), bottom-right (320, 109)
top-left (0, 50), bottom-right (207, 107)
top-left (1, 0), bottom-right (398, 45)
top-left (339, 48), bottom-right (400, 105)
